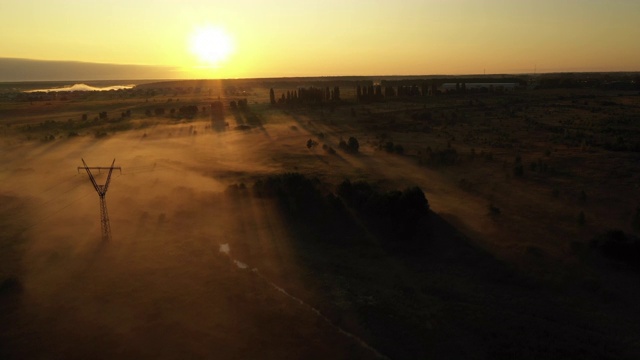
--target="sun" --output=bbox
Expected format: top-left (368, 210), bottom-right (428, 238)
top-left (189, 26), bottom-right (234, 67)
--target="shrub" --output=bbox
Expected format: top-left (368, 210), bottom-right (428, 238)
top-left (384, 141), bottom-right (395, 153)
top-left (322, 144), bottom-right (336, 154)
top-left (348, 137), bottom-right (359, 153)
top-left (307, 139), bottom-right (318, 149)
top-left (339, 136), bottom-right (360, 153)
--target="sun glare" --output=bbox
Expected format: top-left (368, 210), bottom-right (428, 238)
top-left (189, 26), bottom-right (234, 67)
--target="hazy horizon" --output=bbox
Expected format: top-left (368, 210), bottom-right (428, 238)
top-left (2, 57), bottom-right (639, 83)
top-left (0, 58), bottom-right (179, 82)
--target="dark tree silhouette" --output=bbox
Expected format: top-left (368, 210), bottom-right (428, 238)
top-left (336, 180), bottom-right (430, 241)
top-left (178, 105), bottom-right (198, 118)
top-left (339, 136), bottom-right (360, 153)
top-left (348, 137), bottom-right (359, 153)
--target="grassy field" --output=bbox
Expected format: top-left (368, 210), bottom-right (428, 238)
top-left (1, 79), bottom-right (640, 359)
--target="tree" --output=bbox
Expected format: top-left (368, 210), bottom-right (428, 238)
top-left (384, 141), bottom-right (395, 153)
top-left (348, 137), bottom-right (359, 153)
top-left (339, 136), bottom-right (360, 153)
top-left (269, 88), bottom-right (276, 105)
top-left (178, 105), bottom-right (198, 118)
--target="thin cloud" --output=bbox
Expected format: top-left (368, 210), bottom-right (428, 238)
top-left (0, 58), bottom-right (180, 82)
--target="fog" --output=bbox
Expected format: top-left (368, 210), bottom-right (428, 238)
top-left (0, 122), bottom-right (392, 359)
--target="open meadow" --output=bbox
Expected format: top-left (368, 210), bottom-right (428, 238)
top-left (2, 77), bottom-right (640, 359)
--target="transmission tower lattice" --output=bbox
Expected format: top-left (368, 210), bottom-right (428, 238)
top-left (78, 158), bottom-right (122, 241)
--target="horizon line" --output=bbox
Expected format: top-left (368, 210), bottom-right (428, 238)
top-left (1, 57), bottom-right (639, 83)
top-left (2, 71), bottom-right (640, 84)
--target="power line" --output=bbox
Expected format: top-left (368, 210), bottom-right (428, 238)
top-left (77, 158), bottom-right (122, 241)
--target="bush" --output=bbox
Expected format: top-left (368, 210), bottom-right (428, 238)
top-left (348, 137), bottom-right (359, 153)
top-left (384, 141), bottom-right (395, 153)
top-left (178, 105), bottom-right (198, 118)
top-left (339, 136), bottom-right (360, 153)
top-left (322, 144), bottom-right (336, 154)
top-left (379, 140), bottom-right (404, 155)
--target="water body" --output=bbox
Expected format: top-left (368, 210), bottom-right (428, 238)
top-left (24, 83), bottom-right (135, 93)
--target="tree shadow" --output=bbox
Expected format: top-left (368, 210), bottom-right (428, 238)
top-left (225, 173), bottom-right (639, 359)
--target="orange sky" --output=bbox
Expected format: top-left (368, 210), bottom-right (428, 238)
top-left (1, 0), bottom-right (639, 80)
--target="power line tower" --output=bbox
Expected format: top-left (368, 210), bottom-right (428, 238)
top-left (78, 158), bottom-right (122, 241)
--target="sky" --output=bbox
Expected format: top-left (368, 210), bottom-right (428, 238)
top-left (1, 0), bottom-right (639, 81)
